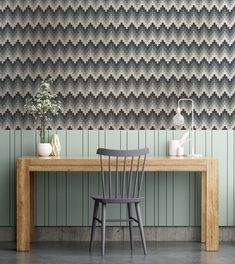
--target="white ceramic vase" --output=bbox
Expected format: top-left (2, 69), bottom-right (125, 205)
top-left (51, 134), bottom-right (61, 156)
top-left (37, 143), bottom-right (52, 157)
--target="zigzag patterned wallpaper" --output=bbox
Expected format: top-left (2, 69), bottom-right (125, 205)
top-left (1, 0), bottom-right (235, 129)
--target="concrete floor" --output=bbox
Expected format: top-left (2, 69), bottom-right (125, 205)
top-left (0, 241), bottom-right (235, 264)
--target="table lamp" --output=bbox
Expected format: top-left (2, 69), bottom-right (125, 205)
top-left (172, 98), bottom-right (195, 157)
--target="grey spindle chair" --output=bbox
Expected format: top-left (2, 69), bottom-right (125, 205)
top-left (89, 147), bottom-right (149, 256)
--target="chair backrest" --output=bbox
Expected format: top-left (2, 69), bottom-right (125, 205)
top-left (97, 148), bottom-right (149, 199)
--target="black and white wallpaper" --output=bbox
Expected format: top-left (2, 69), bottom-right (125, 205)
top-left (1, 0), bottom-right (235, 129)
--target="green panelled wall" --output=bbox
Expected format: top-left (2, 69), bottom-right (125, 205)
top-left (0, 130), bottom-right (233, 227)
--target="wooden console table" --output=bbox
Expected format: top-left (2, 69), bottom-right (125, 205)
top-left (16, 156), bottom-right (219, 252)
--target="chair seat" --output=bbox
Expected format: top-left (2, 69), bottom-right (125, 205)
top-left (91, 195), bottom-right (144, 204)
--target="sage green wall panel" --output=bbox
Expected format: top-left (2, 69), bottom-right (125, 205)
top-left (0, 130), bottom-right (234, 227)
top-left (206, 130), bottom-right (212, 156)
top-left (138, 130), bottom-right (146, 225)
top-left (195, 130), bottom-right (206, 156)
top-left (55, 131), bottom-right (67, 226)
top-left (47, 130), bottom-right (58, 226)
top-left (126, 130), bottom-right (140, 226)
top-left (128, 130), bottom-right (139, 148)
top-left (227, 131), bottom-right (234, 225)
top-left (48, 171), bottom-right (57, 226)
top-left (35, 172), bottom-right (45, 226)
top-left (173, 130), bottom-right (190, 226)
top-left (120, 130), bottom-right (128, 226)
top-left (21, 131), bottom-right (45, 227)
top-left (98, 130), bottom-right (105, 149)
top-left (0, 131), bottom-right (10, 225)
top-left (173, 172), bottom-right (190, 226)
top-left (44, 176), bottom-right (49, 226)
top-left (13, 131), bottom-right (23, 226)
top-left (105, 130), bottom-right (122, 226)
top-left (97, 130), bottom-right (105, 220)
top-left (194, 130), bottom-right (207, 226)
top-left (9, 131), bottom-right (15, 226)
top-left (43, 131), bottom-right (50, 226)
top-left (233, 131), bottom-right (235, 226)
top-left (158, 130), bottom-right (167, 226)
top-left (145, 130), bottom-right (155, 226)
top-left (87, 130), bottom-right (99, 226)
top-left (120, 130), bottom-right (127, 150)
top-left (153, 131), bottom-right (159, 226)
top-left (66, 131), bottom-right (83, 226)
top-left (82, 131), bottom-right (89, 225)
top-left (189, 173), bottom-right (197, 226)
top-left (212, 131), bottom-right (228, 226)
top-left (166, 131), bottom-right (174, 226)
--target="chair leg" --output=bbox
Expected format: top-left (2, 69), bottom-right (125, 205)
top-left (135, 202), bottom-right (147, 255)
top-left (127, 203), bottom-right (134, 250)
top-left (89, 200), bottom-right (99, 251)
top-left (101, 203), bottom-right (106, 256)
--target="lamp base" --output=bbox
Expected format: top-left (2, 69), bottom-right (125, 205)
top-left (187, 153), bottom-right (203, 158)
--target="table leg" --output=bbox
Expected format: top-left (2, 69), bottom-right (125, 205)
top-left (201, 172), bottom-right (206, 243)
top-left (205, 160), bottom-right (219, 251)
top-left (30, 172), bottom-right (35, 242)
top-left (16, 160), bottom-right (30, 251)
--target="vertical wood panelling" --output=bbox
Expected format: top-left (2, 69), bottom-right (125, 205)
top-left (0, 130), bottom-right (234, 227)
top-left (145, 130), bottom-right (155, 226)
top-left (173, 130), bottom-right (190, 226)
top-left (120, 130), bottom-right (128, 226)
top-left (166, 131), bottom-right (174, 226)
top-left (105, 130), bottom-right (122, 226)
top-left (44, 132), bottom-right (50, 226)
top-left (126, 131), bottom-right (139, 226)
top-left (194, 130), bottom-right (207, 226)
top-left (56, 131), bottom-right (67, 226)
top-left (234, 132), bottom-right (235, 226)
top-left (34, 130), bottom-right (45, 226)
top-left (66, 130), bottom-right (83, 226)
top-left (227, 131), bottom-right (234, 225)
top-left (158, 130), bottom-right (167, 226)
top-left (48, 168), bottom-right (57, 226)
top-left (13, 131), bottom-right (22, 226)
top-left (88, 130), bottom-right (100, 225)
top-left (48, 131), bottom-right (57, 226)
top-left (154, 131), bottom-right (159, 226)
top-left (189, 131), bottom-right (196, 226)
top-left (212, 130), bottom-right (228, 226)
top-left (139, 130), bottom-right (146, 225)
top-left (82, 130), bottom-right (89, 226)
top-left (9, 131), bottom-right (15, 226)
top-left (0, 131), bottom-right (10, 225)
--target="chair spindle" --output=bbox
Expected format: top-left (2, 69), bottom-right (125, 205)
top-left (108, 156), bottom-right (112, 198)
top-left (122, 157), bottom-right (127, 198)
top-left (138, 154), bottom-right (147, 197)
top-left (116, 156), bottom-right (118, 198)
top-left (100, 155), bottom-right (106, 198)
top-left (127, 156), bottom-right (134, 198)
top-left (133, 156), bottom-right (140, 198)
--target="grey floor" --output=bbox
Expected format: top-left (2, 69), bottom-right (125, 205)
top-left (0, 241), bottom-right (235, 264)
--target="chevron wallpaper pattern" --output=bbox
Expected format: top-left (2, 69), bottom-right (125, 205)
top-left (1, 0), bottom-right (235, 129)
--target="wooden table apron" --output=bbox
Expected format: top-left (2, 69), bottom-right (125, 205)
top-left (16, 157), bottom-right (219, 252)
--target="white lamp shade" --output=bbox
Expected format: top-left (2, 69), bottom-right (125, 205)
top-left (173, 112), bottom-right (185, 127)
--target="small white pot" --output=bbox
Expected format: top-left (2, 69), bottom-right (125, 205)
top-left (168, 140), bottom-right (180, 156)
top-left (37, 143), bottom-right (52, 157)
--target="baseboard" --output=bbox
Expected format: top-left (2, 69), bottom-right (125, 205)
top-left (1, 227), bottom-right (235, 242)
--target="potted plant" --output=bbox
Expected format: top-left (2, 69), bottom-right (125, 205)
top-left (24, 78), bottom-right (62, 156)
